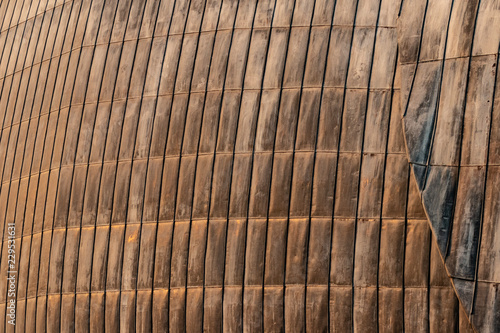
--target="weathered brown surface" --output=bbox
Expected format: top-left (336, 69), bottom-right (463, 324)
top-left (399, 0), bottom-right (500, 331)
top-left (0, 0), bottom-right (489, 331)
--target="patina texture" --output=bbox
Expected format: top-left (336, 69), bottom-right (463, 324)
top-left (399, 0), bottom-right (500, 331)
top-left (0, 0), bottom-right (497, 331)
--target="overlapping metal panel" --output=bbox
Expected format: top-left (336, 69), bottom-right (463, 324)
top-left (0, 0), bottom-right (497, 331)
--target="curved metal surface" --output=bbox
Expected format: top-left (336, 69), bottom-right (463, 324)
top-left (0, 0), bottom-right (488, 331)
top-left (399, 0), bottom-right (500, 331)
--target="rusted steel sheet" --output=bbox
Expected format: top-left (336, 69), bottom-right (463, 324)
top-left (0, 0), bottom-right (494, 331)
top-left (399, 0), bottom-right (500, 331)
